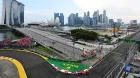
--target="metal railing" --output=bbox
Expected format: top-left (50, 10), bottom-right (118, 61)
top-left (103, 31), bottom-right (140, 78)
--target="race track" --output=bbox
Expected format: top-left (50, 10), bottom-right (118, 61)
top-left (0, 50), bottom-right (77, 78)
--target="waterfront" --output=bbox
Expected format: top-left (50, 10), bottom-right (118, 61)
top-left (0, 32), bottom-right (4, 41)
top-left (0, 30), bottom-right (20, 41)
top-left (60, 26), bottom-right (107, 31)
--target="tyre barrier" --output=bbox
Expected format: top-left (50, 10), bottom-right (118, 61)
top-left (51, 64), bottom-right (93, 75)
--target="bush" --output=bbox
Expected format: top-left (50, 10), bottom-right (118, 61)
top-left (71, 29), bottom-right (98, 41)
top-left (104, 35), bottom-right (112, 41)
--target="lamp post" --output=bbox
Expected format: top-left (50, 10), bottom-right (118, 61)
top-left (113, 24), bottom-right (116, 37)
top-left (52, 40), bottom-right (56, 50)
top-left (73, 42), bottom-right (75, 60)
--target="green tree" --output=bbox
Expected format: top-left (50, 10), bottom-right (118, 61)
top-left (71, 29), bottom-right (98, 41)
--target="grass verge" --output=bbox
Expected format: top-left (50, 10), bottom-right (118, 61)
top-left (36, 46), bottom-right (56, 55)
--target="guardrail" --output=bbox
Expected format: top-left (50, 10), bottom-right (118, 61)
top-left (29, 49), bottom-right (96, 63)
top-left (15, 28), bottom-right (85, 60)
top-left (103, 31), bottom-right (140, 78)
top-left (103, 43), bottom-right (136, 78)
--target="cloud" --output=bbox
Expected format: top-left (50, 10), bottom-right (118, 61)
top-left (73, 0), bottom-right (140, 23)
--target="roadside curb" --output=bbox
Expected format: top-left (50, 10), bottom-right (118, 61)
top-left (0, 56), bottom-right (27, 78)
top-left (50, 63), bottom-right (94, 75)
top-left (0, 49), bottom-right (97, 75)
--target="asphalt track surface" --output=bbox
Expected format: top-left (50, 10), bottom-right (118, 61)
top-left (16, 28), bottom-right (85, 60)
top-left (0, 50), bottom-right (78, 78)
top-left (0, 30), bottom-right (139, 78)
top-left (0, 31), bottom-right (139, 78)
top-left (88, 31), bottom-right (140, 78)
top-left (0, 59), bottom-right (19, 78)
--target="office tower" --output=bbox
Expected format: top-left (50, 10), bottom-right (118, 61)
top-left (76, 13), bottom-right (78, 17)
top-left (90, 18), bottom-right (93, 26)
top-left (87, 11), bottom-right (90, 17)
top-left (68, 13), bottom-right (76, 26)
top-left (97, 10), bottom-right (99, 23)
top-left (99, 14), bottom-right (103, 23)
top-left (83, 12), bottom-right (87, 25)
top-left (54, 13), bottom-right (59, 22)
top-left (130, 20), bottom-right (137, 25)
top-left (93, 11), bottom-right (98, 25)
top-left (117, 19), bottom-right (122, 23)
top-left (117, 19), bottom-right (122, 26)
top-left (75, 17), bottom-right (83, 26)
top-left (109, 19), bottom-right (114, 26)
top-left (103, 10), bottom-right (106, 23)
top-left (1, 0), bottom-right (24, 25)
top-left (18, 2), bottom-right (24, 24)
top-left (106, 16), bottom-right (108, 24)
top-left (75, 13), bottom-right (80, 25)
top-left (87, 18), bottom-right (90, 26)
top-left (59, 13), bottom-right (64, 25)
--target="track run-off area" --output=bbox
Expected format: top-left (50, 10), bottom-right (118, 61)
top-left (0, 49), bottom-right (90, 78)
top-left (0, 30), bottom-right (140, 78)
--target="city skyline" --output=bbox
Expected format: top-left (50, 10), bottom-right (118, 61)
top-left (0, 0), bottom-right (140, 23)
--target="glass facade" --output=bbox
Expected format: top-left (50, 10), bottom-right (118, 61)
top-left (1, 0), bottom-right (24, 25)
top-left (12, 1), bottom-right (19, 25)
top-left (19, 4), bottom-right (24, 24)
top-left (93, 11), bottom-right (98, 25)
top-left (60, 13), bottom-right (64, 25)
top-left (2, 0), bottom-right (12, 25)
top-left (103, 10), bottom-right (106, 23)
top-left (9, 0), bottom-right (12, 25)
top-left (54, 13), bottom-right (59, 22)
top-left (99, 14), bottom-right (103, 23)
top-left (109, 19), bottom-right (114, 26)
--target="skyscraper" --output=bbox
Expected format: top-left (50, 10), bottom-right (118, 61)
top-left (97, 10), bottom-right (99, 23)
top-left (103, 10), bottom-right (106, 23)
top-left (99, 14), bottom-right (103, 23)
top-left (109, 19), bottom-right (114, 26)
top-left (75, 17), bottom-right (83, 26)
top-left (117, 19), bottom-right (122, 23)
top-left (59, 13), bottom-right (64, 25)
top-left (106, 16), bottom-right (108, 24)
top-left (83, 12), bottom-right (87, 25)
top-left (19, 2), bottom-right (24, 24)
top-left (90, 18), bottom-right (93, 26)
top-left (93, 11), bottom-right (98, 25)
top-left (86, 11), bottom-right (91, 26)
top-left (68, 13), bottom-right (76, 26)
top-left (1, 0), bottom-right (24, 25)
top-left (76, 13), bottom-right (78, 17)
top-left (130, 20), bottom-right (137, 25)
top-left (1, 0), bottom-right (12, 25)
top-left (54, 13), bottom-right (59, 21)
top-left (87, 11), bottom-right (90, 17)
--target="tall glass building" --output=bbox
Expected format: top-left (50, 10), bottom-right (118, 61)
top-left (54, 13), bottom-right (59, 22)
top-left (93, 11), bottom-right (98, 25)
top-left (99, 14), bottom-right (103, 23)
top-left (1, 0), bottom-right (24, 25)
top-left (19, 3), bottom-right (24, 24)
top-left (103, 10), bottom-right (106, 23)
top-left (1, 0), bottom-right (12, 25)
top-left (59, 13), bottom-right (64, 25)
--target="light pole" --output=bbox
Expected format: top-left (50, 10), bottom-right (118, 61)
top-left (113, 24), bottom-right (116, 37)
top-left (73, 42), bottom-right (75, 60)
top-left (52, 40), bottom-right (56, 50)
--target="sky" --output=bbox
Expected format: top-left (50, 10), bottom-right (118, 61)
top-left (0, 0), bottom-right (140, 23)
